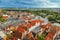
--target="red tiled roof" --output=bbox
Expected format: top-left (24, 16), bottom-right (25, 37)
top-left (17, 25), bottom-right (26, 33)
top-left (27, 22), bottom-right (36, 28)
top-left (17, 20), bottom-right (44, 33)
top-left (44, 31), bottom-right (56, 40)
top-left (26, 32), bottom-right (34, 40)
top-left (27, 20), bottom-right (44, 28)
top-left (17, 28), bottom-right (25, 33)
top-left (3, 16), bottom-right (8, 19)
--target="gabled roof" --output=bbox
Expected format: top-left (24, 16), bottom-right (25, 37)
top-left (17, 25), bottom-right (26, 33)
top-left (27, 20), bottom-right (44, 28)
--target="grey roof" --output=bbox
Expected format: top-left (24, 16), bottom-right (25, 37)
top-left (32, 27), bottom-right (41, 34)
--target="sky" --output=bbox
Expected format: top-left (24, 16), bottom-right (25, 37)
top-left (0, 0), bottom-right (60, 8)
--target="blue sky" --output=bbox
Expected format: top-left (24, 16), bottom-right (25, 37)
top-left (0, 0), bottom-right (60, 8)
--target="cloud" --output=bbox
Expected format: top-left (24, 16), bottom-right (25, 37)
top-left (0, 0), bottom-right (60, 8)
top-left (38, 0), bottom-right (60, 8)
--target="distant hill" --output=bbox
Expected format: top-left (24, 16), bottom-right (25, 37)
top-left (0, 8), bottom-right (60, 13)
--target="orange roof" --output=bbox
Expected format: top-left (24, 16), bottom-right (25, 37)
top-left (17, 28), bottom-right (25, 33)
top-left (17, 20), bottom-right (44, 32)
top-left (27, 20), bottom-right (44, 28)
top-left (27, 21), bottom-right (36, 28)
top-left (3, 16), bottom-right (8, 19)
top-left (27, 24), bottom-right (32, 28)
top-left (17, 25), bottom-right (26, 33)
top-left (44, 31), bottom-right (55, 40)
top-left (26, 32), bottom-right (34, 39)
top-left (30, 20), bottom-right (44, 24)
